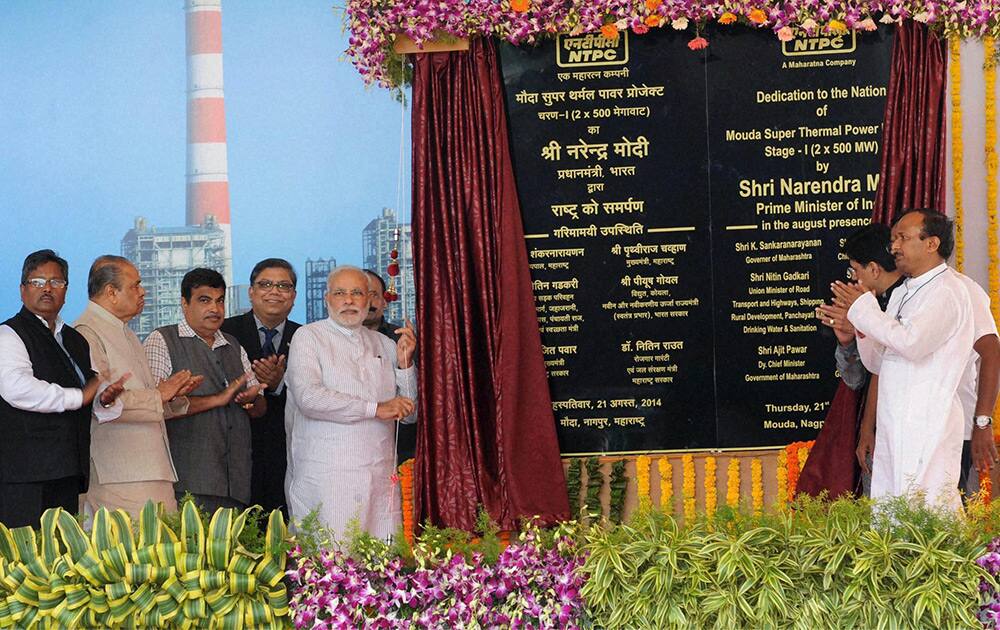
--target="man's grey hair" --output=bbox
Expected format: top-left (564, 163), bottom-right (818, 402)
top-left (327, 265), bottom-right (373, 291)
top-left (87, 255), bottom-right (133, 298)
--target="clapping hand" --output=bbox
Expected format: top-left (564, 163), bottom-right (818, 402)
top-left (815, 302), bottom-right (855, 346)
top-left (251, 354), bottom-right (286, 391)
top-left (157, 369), bottom-right (203, 403)
top-left (98, 373), bottom-right (131, 407)
top-left (829, 280), bottom-right (871, 310)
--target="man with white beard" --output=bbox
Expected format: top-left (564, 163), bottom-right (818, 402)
top-left (836, 209), bottom-right (974, 510)
top-left (284, 265), bottom-right (417, 540)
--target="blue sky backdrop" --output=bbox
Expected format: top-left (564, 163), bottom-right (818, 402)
top-left (0, 0), bottom-right (410, 323)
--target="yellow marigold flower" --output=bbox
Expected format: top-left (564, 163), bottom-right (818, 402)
top-left (510, 0), bottom-right (529, 12)
top-left (645, 0), bottom-right (661, 11)
top-left (749, 8), bottom-right (767, 24)
top-left (600, 23), bottom-right (619, 39)
top-left (645, 15), bottom-right (661, 27)
top-left (827, 19), bottom-right (847, 33)
top-left (719, 11), bottom-right (738, 25)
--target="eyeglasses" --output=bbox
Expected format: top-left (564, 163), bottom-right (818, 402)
top-left (254, 280), bottom-right (295, 293)
top-left (23, 278), bottom-right (67, 289)
top-left (886, 232), bottom-right (926, 252)
top-left (329, 289), bottom-right (367, 299)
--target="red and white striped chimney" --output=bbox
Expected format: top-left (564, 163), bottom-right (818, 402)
top-left (185, 0), bottom-right (233, 285)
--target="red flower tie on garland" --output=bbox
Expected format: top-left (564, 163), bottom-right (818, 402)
top-left (384, 229), bottom-right (401, 304)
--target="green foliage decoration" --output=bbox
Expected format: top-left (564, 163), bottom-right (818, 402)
top-left (585, 456), bottom-right (603, 521)
top-left (608, 459), bottom-right (628, 524)
top-left (580, 494), bottom-right (994, 629)
top-left (566, 458), bottom-right (582, 518)
top-left (0, 500), bottom-right (289, 628)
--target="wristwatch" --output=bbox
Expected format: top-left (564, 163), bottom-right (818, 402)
top-left (975, 415), bottom-right (994, 429)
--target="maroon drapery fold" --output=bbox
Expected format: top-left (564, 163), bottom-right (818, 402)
top-left (800, 22), bottom-right (948, 497)
top-left (797, 382), bottom-right (861, 498)
top-left (410, 38), bottom-right (569, 531)
top-left (871, 21), bottom-right (948, 225)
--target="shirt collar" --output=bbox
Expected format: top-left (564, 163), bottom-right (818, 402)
top-left (253, 314), bottom-right (286, 335)
top-left (33, 313), bottom-right (64, 335)
top-left (86, 300), bottom-right (128, 330)
top-left (178, 318), bottom-right (230, 349)
top-left (904, 262), bottom-right (949, 292)
top-left (327, 317), bottom-right (362, 339)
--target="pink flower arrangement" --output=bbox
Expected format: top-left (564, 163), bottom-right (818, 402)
top-left (287, 529), bottom-right (587, 628)
top-left (345, 0), bottom-right (1000, 90)
top-left (687, 36), bottom-right (709, 50)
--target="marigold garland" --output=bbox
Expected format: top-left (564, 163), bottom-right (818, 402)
top-left (751, 458), bottom-right (763, 515)
top-left (987, 38), bottom-right (999, 322)
top-left (726, 458), bottom-right (740, 508)
top-left (682, 454), bottom-right (696, 522)
top-left (658, 457), bottom-right (673, 514)
top-left (786, 446), bottom-right (800, 499)
top-left (704, 456), bottom-right (718, 519)
top-left (776, 449), bottom-right (788, 506)
top-left (950, 37), bottom-right (965, 271)
top-left (981, 469), bottom-right (994, 504)
top-left (635, 454), bottom-right (652, 512)
top-left (398, 459), bottom-right (415, 545)
top-left (783, 441), bottom-right (815, 499)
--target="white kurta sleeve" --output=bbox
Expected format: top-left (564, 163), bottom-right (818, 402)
top-left (848, 284), bottom-right (962, 363)
top-left (395, 361), bottom-right (418, 425)
top-left (0, 324), bottom-right (83, 412)
top-left (287, 327), bottom-right (378, 423)
top-left (848, 294), bottom-right (885, 374)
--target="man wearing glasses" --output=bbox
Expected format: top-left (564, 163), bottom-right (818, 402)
top-left (835, 209), bottom-right (974, 511)
top-left (222, 258), bottom-right (301, 516)
top-left (285, 265), bottom-right (417, 541)
top-left (0, 250), bottom-right (126, 527)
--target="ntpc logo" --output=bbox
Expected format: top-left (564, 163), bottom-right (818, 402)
top-left (782, 32), bottom-right (856, 56)
top-left (556, 32), bottom-right (629, 67)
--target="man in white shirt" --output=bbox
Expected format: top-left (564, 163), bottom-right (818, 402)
top-left (951, 270), bottom-right (1000, 493)
top-left (285, 265), bottom-right (417, 540)
top-left (0, 250), bottom-right (126, 527)
top-left (837, 209), bottom-right (974, 510)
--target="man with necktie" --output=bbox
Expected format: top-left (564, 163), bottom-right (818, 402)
top-left (222, 258), bottom-right (301, 515)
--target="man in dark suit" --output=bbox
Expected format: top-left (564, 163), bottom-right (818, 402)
top-left (222, 258), bottom-right (300, 515)
top-left (0, 250), bottom-right (126, 527)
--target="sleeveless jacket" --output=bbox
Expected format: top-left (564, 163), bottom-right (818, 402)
top-left (156, 325), bottom-right (251, 504)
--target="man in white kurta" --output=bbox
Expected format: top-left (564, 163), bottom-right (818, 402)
top-left (285, 266), bottom-right (417, 541)
top-left (843, 210), bottom-right (973, 511)
top-left (952, 270), bottom-right (1000, 490)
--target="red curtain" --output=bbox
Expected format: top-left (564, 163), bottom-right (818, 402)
top-left (796, 382), bottom-right (861, 498)
top-left (871, 21), bottom-right (948, 225)
top-left (800, 22), bottom-right (948, 497)
top-left (410, 38), bottom-right (569, 531)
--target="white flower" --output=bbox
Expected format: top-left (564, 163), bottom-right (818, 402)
top-left (913, 11), bottom-right (931, 23)
top-left (801, 18), bottom-right (818, 32)
top-left (671, 17), bottom-right (689, 30)
top-left (879, 13), bottom-right (896, 24)
top-left (614, 18), bottom-right (629, 30)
